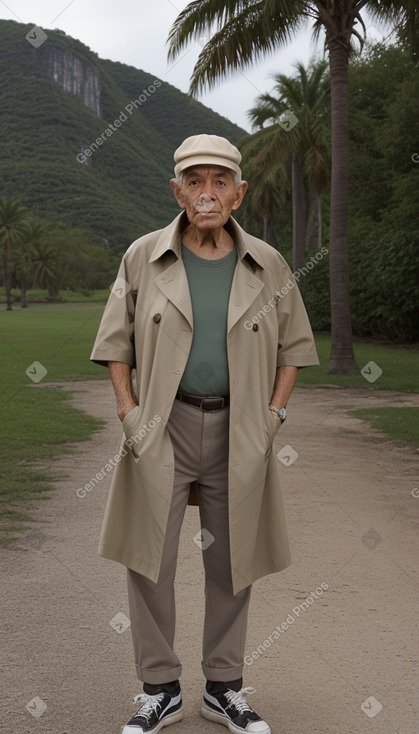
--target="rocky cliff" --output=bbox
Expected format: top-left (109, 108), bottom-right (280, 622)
top-left (1, 18), bottom-right (245, 247)
top-left (37, 45), bottom-right (101, 116)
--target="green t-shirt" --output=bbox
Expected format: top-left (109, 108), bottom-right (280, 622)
top-left (179, 244), bottom-right (238, 396)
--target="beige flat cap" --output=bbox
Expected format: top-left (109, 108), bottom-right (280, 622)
top-left (174, 134), bottom-right (242, 177)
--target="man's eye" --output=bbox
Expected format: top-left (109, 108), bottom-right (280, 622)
top-left (217, 180), bottom-right (226, 186)
top-left (188, 180), bottom-right (199, 186)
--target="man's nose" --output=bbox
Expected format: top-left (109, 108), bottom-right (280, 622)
top-left (195, 192), bottom-right (216, 212)
top-left (201, 180), bottom-right (216, 197)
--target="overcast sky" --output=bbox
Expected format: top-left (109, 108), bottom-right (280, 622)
top-left (0, 0), bottom-right (385, 131)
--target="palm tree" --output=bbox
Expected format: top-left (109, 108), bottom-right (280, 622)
top-left (31, 227), bottom-right (84, 300)
top-left (16, 222), bottom-right (47, 307)
top-left (0, 198), bottom-right (28, 311)
top-left (167, 1), bottom-right (414, 374)
top-left (31, 239), bottom-right (63, 300)
top-left (238, 128), bottom-right (285, 248)
top-left (244, 58), bottom-right (330, 275)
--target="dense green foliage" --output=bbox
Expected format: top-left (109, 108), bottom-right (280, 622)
top-left (1, 19), bottom-right (418, 341)
top-left (236, 45), bottom-right (419, 343)
top-left (347, 44), bottom-right (419, 341)
top-left (0, 197), bottom-right (122, 304)
top-left (0, 19), bottom-right (245, 253)
top-left (241, 59), bottom-right (330, 274)
top-left (288, 45), bottom-right (419, 342)
top-left (238, 45), bottom-right (419, 342)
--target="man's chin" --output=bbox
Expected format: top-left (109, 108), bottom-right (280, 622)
top-left (193, 212), bottom-right (228, 228)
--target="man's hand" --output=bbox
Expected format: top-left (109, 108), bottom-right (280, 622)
top-left (118, 400), bottom-right (137, 423)
top-left (269, 365), bottom-right (299, 412)
top-left (108, 361), bottom-right (137, 422)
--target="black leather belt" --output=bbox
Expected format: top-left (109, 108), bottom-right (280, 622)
top-left (176, 393), bottom-right (229, 411)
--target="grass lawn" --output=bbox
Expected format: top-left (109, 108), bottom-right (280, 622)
top-left (0, 301), bottom-right (418, 541)
top-left (349, 407), bottom-right (419, 447)
top-left (297, 335), bottom-right (419, 448)
top-left (0, 303), bottom-right (107, 541)
top-left (3, 287), bottom-right (111, 305)
top-left (297, 334), bottom-right (418, 393)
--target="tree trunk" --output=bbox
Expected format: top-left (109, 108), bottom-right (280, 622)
top-left (326, 41), bottom-right (358, 374)
top-left (316, 195), bottom-right (322, 250)
top-left (305, 194), bottom-right (323, 251)
top-left (5, 272), bottom-right (12, 310)
top-left (263, 215), bottom-right (268, 243)
top-left (292, 152), bottom-right (307, 277)
top-left (3, 247), bottom-right (12, 310)
top-left (21, 282), bottom-right (28, 307)
top-left (263, 214), bottom-right (279, 249)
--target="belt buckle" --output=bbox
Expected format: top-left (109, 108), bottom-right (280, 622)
top-left (200, 397), bottom-right (223, 411)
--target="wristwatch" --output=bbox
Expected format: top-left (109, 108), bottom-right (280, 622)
top-left (269, 406), bottom-right (287, 424)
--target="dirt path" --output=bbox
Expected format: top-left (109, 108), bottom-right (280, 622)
top-left (1, 381), bottom-right (418, 734)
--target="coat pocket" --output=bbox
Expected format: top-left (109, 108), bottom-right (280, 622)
top-left (265, 409), bottom-right (281, 454)
top-left (122, 405), bottom-right (141, 442)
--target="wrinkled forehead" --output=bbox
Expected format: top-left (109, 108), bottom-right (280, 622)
top-left (182, 164), bottom-right (236, 181)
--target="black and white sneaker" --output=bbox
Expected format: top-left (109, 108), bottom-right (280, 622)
top-left (201, 686), bottom-right (271, 734)
top-left (122, 691), bottom-right (183, 734)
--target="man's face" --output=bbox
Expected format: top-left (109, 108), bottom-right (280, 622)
top-left (170, 165), bottom-right (247, 230)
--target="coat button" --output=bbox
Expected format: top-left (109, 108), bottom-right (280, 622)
top-left (252, 323), bottom-right (258, 332)
top-left (153, 313), bottom-right (161, 323)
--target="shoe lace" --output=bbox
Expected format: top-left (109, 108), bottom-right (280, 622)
top-left (132, 693), bottom-right (165, 722)
top-left (225, 686), bottom-right (256, 714)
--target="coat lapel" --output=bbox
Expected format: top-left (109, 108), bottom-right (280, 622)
top-left (154, 259), bottom-right (193, 329)
top-left (150, 213), bottom-right (193, 329)
top-left (150, 212), bottom-right (265, 334)
top-left (227, 257), bottom-right (265, 333)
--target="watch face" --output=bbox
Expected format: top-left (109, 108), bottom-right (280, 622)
top-left (278, 408), bottom-right (287, 422)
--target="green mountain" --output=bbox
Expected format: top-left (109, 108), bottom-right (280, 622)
top-left (0, 19), bottom-right (246, 251)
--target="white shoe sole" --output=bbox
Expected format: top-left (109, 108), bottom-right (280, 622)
top-left (201, 703), bottom-right (271, 734)
top-left (122, 708), bottom-right (183, 734)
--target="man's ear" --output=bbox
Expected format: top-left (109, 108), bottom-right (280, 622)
top-left (231, 180), bottom-right (248, 211)
top-left (170, 179), bottom-right (185, 208)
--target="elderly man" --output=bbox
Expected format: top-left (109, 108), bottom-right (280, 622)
top-left (91, 134), bottom-right (318, 734)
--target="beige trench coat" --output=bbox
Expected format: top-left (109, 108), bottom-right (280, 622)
top-left (91, 212), bottom-right (319, 594)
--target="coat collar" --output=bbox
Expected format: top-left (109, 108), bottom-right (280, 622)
top-left (148, 211), bottom-right (266, 270)
top-left (151, 212), bottom-right (266, 333)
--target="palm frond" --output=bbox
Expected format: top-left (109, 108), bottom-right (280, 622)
top-left (167, 0), bottom-right (252, 60)
top-left (168, 0), bottom-right (309, 94)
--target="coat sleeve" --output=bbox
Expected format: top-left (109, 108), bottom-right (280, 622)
top-left (275, 264), bottom-right (319, 368)
top-left (90, 255), bottom-right (136, 367)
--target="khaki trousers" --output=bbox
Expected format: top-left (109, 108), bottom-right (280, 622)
top-left (127, 398), bottom-right (252, 684)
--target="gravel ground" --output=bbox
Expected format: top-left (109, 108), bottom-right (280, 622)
top-left (1, 380), bottom-right (418, 734)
